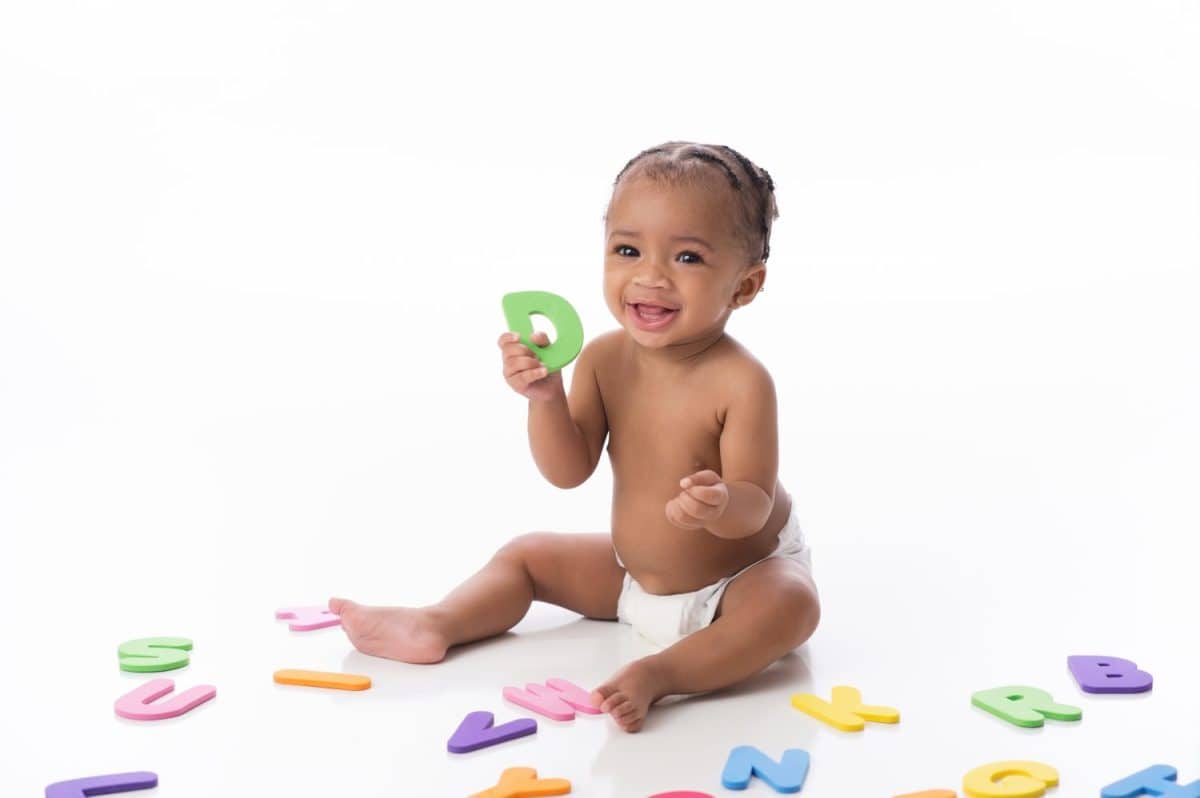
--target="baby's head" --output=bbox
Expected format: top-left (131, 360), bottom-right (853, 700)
top-left (602, 141), bottom-right (780, 349)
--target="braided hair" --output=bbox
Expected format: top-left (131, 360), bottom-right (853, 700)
top-left (607, 141), bottom-right (780, 267)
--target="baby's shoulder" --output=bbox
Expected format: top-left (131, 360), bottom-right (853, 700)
top-left (578, 328), bottom-right (626, 368)
top-left (709, 335), bottom-right (775, 393)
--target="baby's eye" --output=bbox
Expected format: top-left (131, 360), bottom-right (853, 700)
top-left (610, 245), bottom-right (704, 264)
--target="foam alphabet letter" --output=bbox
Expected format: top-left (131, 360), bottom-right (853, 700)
top-left (963, 761), bottom-right (1059, 798)
top-left (721, 746), bottom-right (810, 793)
top-left (273, 669), bottom-right (371, 691)
top-left (501, 290), bottom-right (584, 372)
top-left (275, 606), bottom-right (341, 631)
top-left (895, 792), bottom-right (957, 797)
top-left (502, 677), bottom-right (601, 721)
top-left (114, 678), bottom-right (216, 721)
top-left (117, 637), bottom-right (193, 673)
top-left (1100, 765), bottom-right (1200, 798)
top-left (970, 686), bottom-right (1081, 728)
top-left (789, 685), bottom-right (900, 731)
top-left (447, 711), bottom-right (538, 753)
top-left (469, 767), bottom-right (571, 798)
top-left (1067, 655), bottom-right (1153, 694)
top-left (45, 772), bottom-right (158, 797)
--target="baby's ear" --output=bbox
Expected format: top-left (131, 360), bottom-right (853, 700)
top-left (731, 263), bottom-right (767, 308)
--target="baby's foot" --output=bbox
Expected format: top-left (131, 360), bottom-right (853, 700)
top-left (590, 657), bottom-right (670, 733)
top-left (328, 597), bottom-right (450, 664)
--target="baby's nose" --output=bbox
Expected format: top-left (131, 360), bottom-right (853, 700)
top-left (632, 263), bottom-right (670, 287)
top-left (631, 255), bottom-right (671, 282)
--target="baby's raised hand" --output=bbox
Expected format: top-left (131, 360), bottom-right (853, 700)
top-left (498, 330), bottom-right (563, 401)
top-left (665, 469), bottom-right (730, 530)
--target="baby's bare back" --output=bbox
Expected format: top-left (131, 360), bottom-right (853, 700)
top-left (594, 332), bottom-right (791, 595)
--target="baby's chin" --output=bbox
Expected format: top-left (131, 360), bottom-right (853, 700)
top-left (625, 331), bottom-right (672, 347)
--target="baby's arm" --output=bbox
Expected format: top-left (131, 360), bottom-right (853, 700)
top-left (705, 361), bottom-right (779, 539)
top-left (499, 330), bottom-right (610, 489)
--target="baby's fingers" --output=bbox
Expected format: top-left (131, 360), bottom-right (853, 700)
top-left (499, 337), bottom-right (537, 360)
top-left (683, 482), bottom-right (726, 506)
top-left (665, 499), bottom-right (702, 529)
top-left (682, 469), bottom-right (722, 487)
top-left (497, 330), bottom-right (550, 349)
top-left (676, 490), bottom-right (718, 520)
top-left (498, 332), bottom-right (540, 361)
top-left (503, 355), bottom-right (545, 379)
top-left (517, 366), bottom-right (550, 386)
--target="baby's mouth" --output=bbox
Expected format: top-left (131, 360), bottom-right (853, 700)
top-left (626, 302), bottom-right (680, 330)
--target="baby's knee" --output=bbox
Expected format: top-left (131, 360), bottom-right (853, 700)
top-left (494, 531), bottom-right (556, 564)
top-left (777, 580), bottom-right (821, 645)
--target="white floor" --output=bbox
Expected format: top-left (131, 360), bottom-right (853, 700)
top-left (4, 535), bottom-right (1197, 796)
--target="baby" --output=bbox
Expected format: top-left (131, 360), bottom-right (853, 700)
top-left (331, 141), bottom-right (820, 732)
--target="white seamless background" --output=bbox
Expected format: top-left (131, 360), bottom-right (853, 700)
top-left (1, 1), bottom-right (1197, 796)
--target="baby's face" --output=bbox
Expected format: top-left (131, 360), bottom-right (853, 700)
top-left (603, 175), bottom-right (759, 350)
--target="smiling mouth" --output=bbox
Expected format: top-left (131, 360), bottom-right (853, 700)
top-left (626, 302), bottom-right (679, 330)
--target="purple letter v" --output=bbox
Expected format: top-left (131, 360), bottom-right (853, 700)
top-left (447, 710), bottom-right (537, 753)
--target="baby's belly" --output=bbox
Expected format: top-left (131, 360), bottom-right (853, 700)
top-left (611, 486), bottom-right (784, 595)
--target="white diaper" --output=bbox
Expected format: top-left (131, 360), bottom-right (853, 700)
top-left (615, 503), bottom-right (812, 649)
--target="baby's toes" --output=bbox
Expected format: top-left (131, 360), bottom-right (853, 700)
top-left (597, 686), bottom-right (628, 710)
top-left (611, 702), bottom-right (644, 732)
top-left (589, 686), bottom-right (613, 710)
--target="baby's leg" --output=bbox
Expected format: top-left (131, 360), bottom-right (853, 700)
top-left (330, 532), bottom-right (624, 663)
top-left (592, 557), bottom-right (819, 731)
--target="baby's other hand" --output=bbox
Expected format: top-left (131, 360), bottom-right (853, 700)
top-left (665, 469), bottom-right (729, 530)
top-left (498, 330), bottom-right (563, 401)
